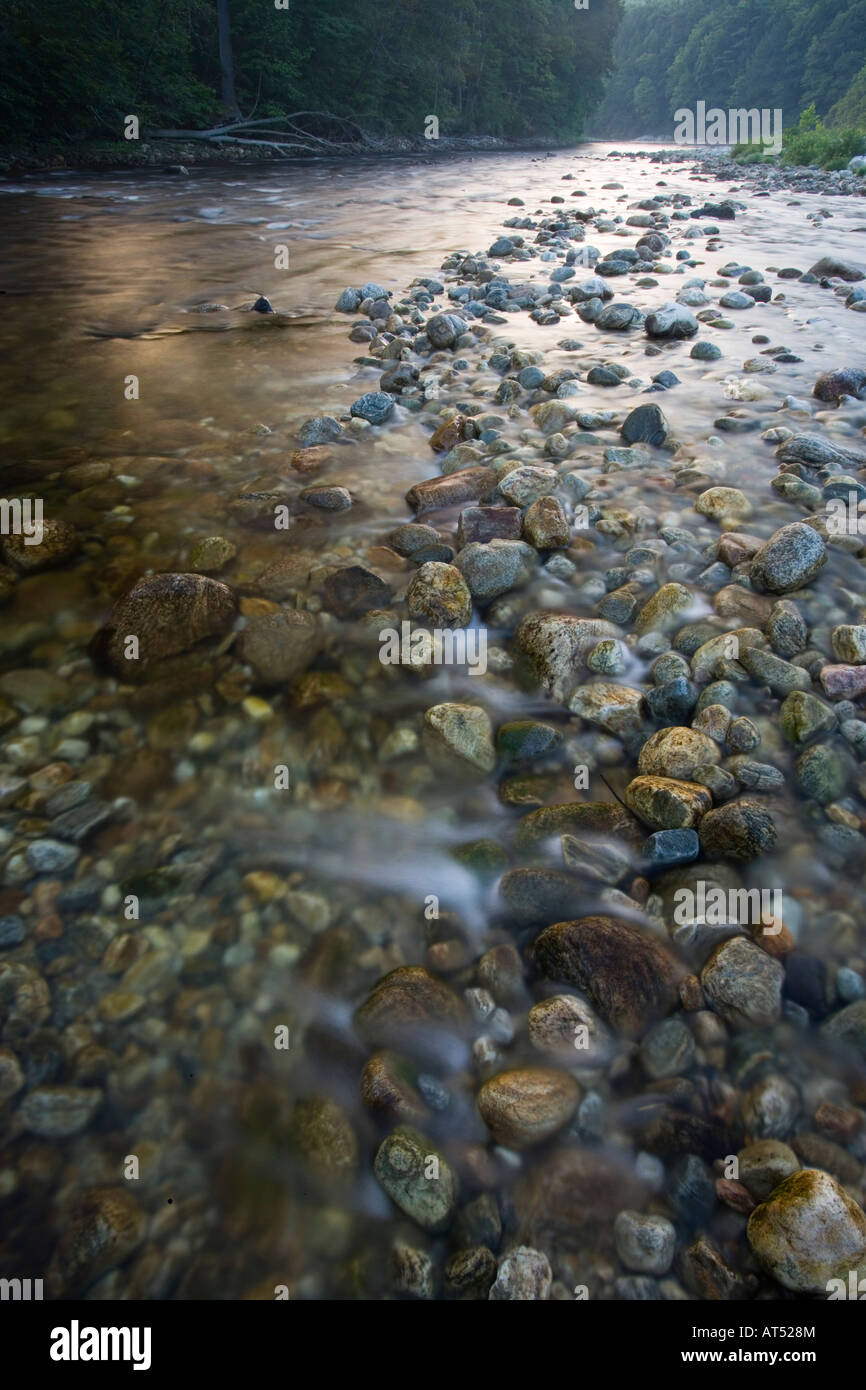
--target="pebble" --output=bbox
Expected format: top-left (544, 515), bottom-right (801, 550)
top-left (614, 1210), bottom-right (677, 1274)
top-left (747, 1169), bottom-right (866, 1293)
top-left (477, 1067), bottom-right (580, 1149)
top-left (374, 1127), bottom-right (459, 1232)
top-left (488, 1246), bottom-right (552, 1301)
top-left (534, 915), bottom-right (682, 1036)
top-left (701, 937), bottom-right (783, 1027)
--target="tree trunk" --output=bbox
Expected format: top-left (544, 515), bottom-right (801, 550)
top-left (216, 0), bottom-right (240, 117)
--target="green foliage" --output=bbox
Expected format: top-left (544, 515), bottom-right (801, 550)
top-left (776, 106), bottom-right (865, 170)
top-left (592, 0), bottom-right (866, 144)
top-left (0, 0), bottom-right (623, 146)
top-left (828, 63), bottom-right (866, 131)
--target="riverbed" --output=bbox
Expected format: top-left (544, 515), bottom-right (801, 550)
top-left (2, 143), bottom-right (866, 1301)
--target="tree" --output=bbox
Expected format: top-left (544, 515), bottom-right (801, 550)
top-left (216, 0), bottom-right (240, 117)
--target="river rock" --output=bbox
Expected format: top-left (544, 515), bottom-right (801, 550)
top-left (298, 415), bottom-right (342, 446)
top-left (48, 1187), bottom-right (146, 1296)
top-left (634, 582), bottom-right (694, 635)
top-left (737, 1140), bottom-right (801, 1200)
top-left (455, 539), bottom-right (536, 600)
top-left (569, 682), bottom-right (646, 735)
top-left (426, 312), bottom-right (467, 348)
top-left (423, 702), bottom-right (496, 774)
top-left (355, 966), bottom-right (465, 1056)
top-left (701, 937), bottom-right (783, 1027)
top-left (750, 523), bottom-right (826, 594)
top-left (374, 1127), bottom-right (459, 1231)
top-left (477, 1067), bottom-right (580, 1149)
top-left (813, 368), bottom-right (866, 403)
top-left (514, 1147), bottom-right (647, 1252)
top-left (498, 465), bottom-right (560, 506)
top-left (350, 391), bottom-right (395, 425)
top-left (699, 798), bottom-right (776, 859)
top-left (290, 1096), bottom-right (358, 1179)
top-left (458, 507), bottom-right (522, 546)
top-left (614, 1211), bottom-right (676, 1274)
top-left (499, 868), bottom-right (585, 926)
top-left (18, 1084), bottom-right (101, 1137)
top-left (360, 1052), bottom-right (429, 1123)
top-left (638, 726), bottom-right (720, 780)
top-left (514, 612), bottom-right (620, 702)
top-left (779, 690), bottom-right (836, 744)
top-left (189, 535), bottom-right (237, 572)
top-left (522, 496), bottom-right (570, 548)
top-left (389, 523), bottom-right (445, 557)
top-left (747, 1169), bottom-right (866, 1292)
top-left (94, 573), bottom-right (237, 677)
top-left (832, 625), bottom-right (866, 664)
top-left (238, 609), bottom-right (322, 685)
top-left (300, 485), bottom-right (352, 511)
top-left (620, 404), bottom-right (668, 446)
top-left (645, 302), bottom-right (699, 339)
top-left (533, 915), bottom-right (682, 1035)
top-left (407, 562), bottom-right (472, 628)
top-left (626, 776), bottom-right (711, 830)
top-left (407, 466), bottom-right (497, 515)
top-left (488, 1247), bottom-right (552, 1300)
top-left (807, 256), bottom-right (865, 282)
top-left (527, 994), bottom-right (611, 1065)
top-left (321, 565), bottom-right (391, 618)
top-left (2, 518), bottom-right (78, 573)
top-left (515, 801), bottom-right (645, 852)
top-left (820, 664), bottom-right (866, 699)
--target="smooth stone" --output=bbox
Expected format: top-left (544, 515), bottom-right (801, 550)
top-left (477, 1067), bottom-right (580, 1149)
top-left (95, 573), bottom-right (237, 677)
top-left (407, 562), bottom-right (473, 628)
top-left (750, 523), bottom-right (826, 594)
top-left (48, 1187), bottom-right (146, 1296)
top-left (455, 540), bottom-right (537, 600)
top-left (488, 1247), bottom-right (552, 1301)
top-left (533, 915), bottom-right (682, 1036)
top-left (701, 937), bottom-right (783, 1027)
top-left (374, 1127), bottom-right (459, 1232)
top-left (513, 613), bottom-right (620, 702)
top-left (355, 966), bottom-right (465, 1058)
top-left (747, 1169), bottom-right (866, 1293)
top-left (626, 776), bottom-right (712, 830)
top-left (614, 1211), bottom-right (676, 1274)
top-left (638, 726), bottom-right (720, 780)
top-left (238, 609), bottom-right (322, 685)
top-left (423, 703), bottom-right (496, 774)
top-left (699, 799), bottom-right (776, 859)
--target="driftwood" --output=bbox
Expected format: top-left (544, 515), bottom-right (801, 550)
top-left (148, 111), bottom-right (380, 156)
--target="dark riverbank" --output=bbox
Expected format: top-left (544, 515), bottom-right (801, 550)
top-left (0, 133), bottom-right (579, 177)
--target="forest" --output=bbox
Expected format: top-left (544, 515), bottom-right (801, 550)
top-left (592, 0), bottom-right (866, 139)
top-left (0, 0), bottom-right (623, 148)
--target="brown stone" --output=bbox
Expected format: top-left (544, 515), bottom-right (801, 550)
top-left (533, 915), bottom-right (683, 1036)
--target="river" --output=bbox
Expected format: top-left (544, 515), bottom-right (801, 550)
top-left (2, 144), bottom-right (866, 1300)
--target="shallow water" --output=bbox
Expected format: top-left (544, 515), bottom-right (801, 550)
top-left (2, 143), bottom-right (866, 1300)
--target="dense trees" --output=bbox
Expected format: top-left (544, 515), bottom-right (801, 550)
top-left (0, 0), bottom-right (622, 147)
top-left (592, 0), bottom-right (866, 138)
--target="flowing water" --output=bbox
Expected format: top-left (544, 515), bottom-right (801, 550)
top-left (2, 144), bottom-right (866, 1300)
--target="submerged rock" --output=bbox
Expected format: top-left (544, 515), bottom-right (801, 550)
top-left (423, 702), bottom-right (496, 774)
top-left (750, 523), bottom-right (826, 594)
top-left (533, 915), bottom-right (682, 1036)
top-left (48, 1187), bottom-right (146, 1296)
top-left (374, 1126), bottom-right (459, 1231)
top-left (747, 1169), bottom-right (866, 1293)
top-left (477, 1067), bottom-right (580, 1149)
top-left (355, 966), bottom-right (466, 1058)
top-left (93, 573), bottom-right (237, 678)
